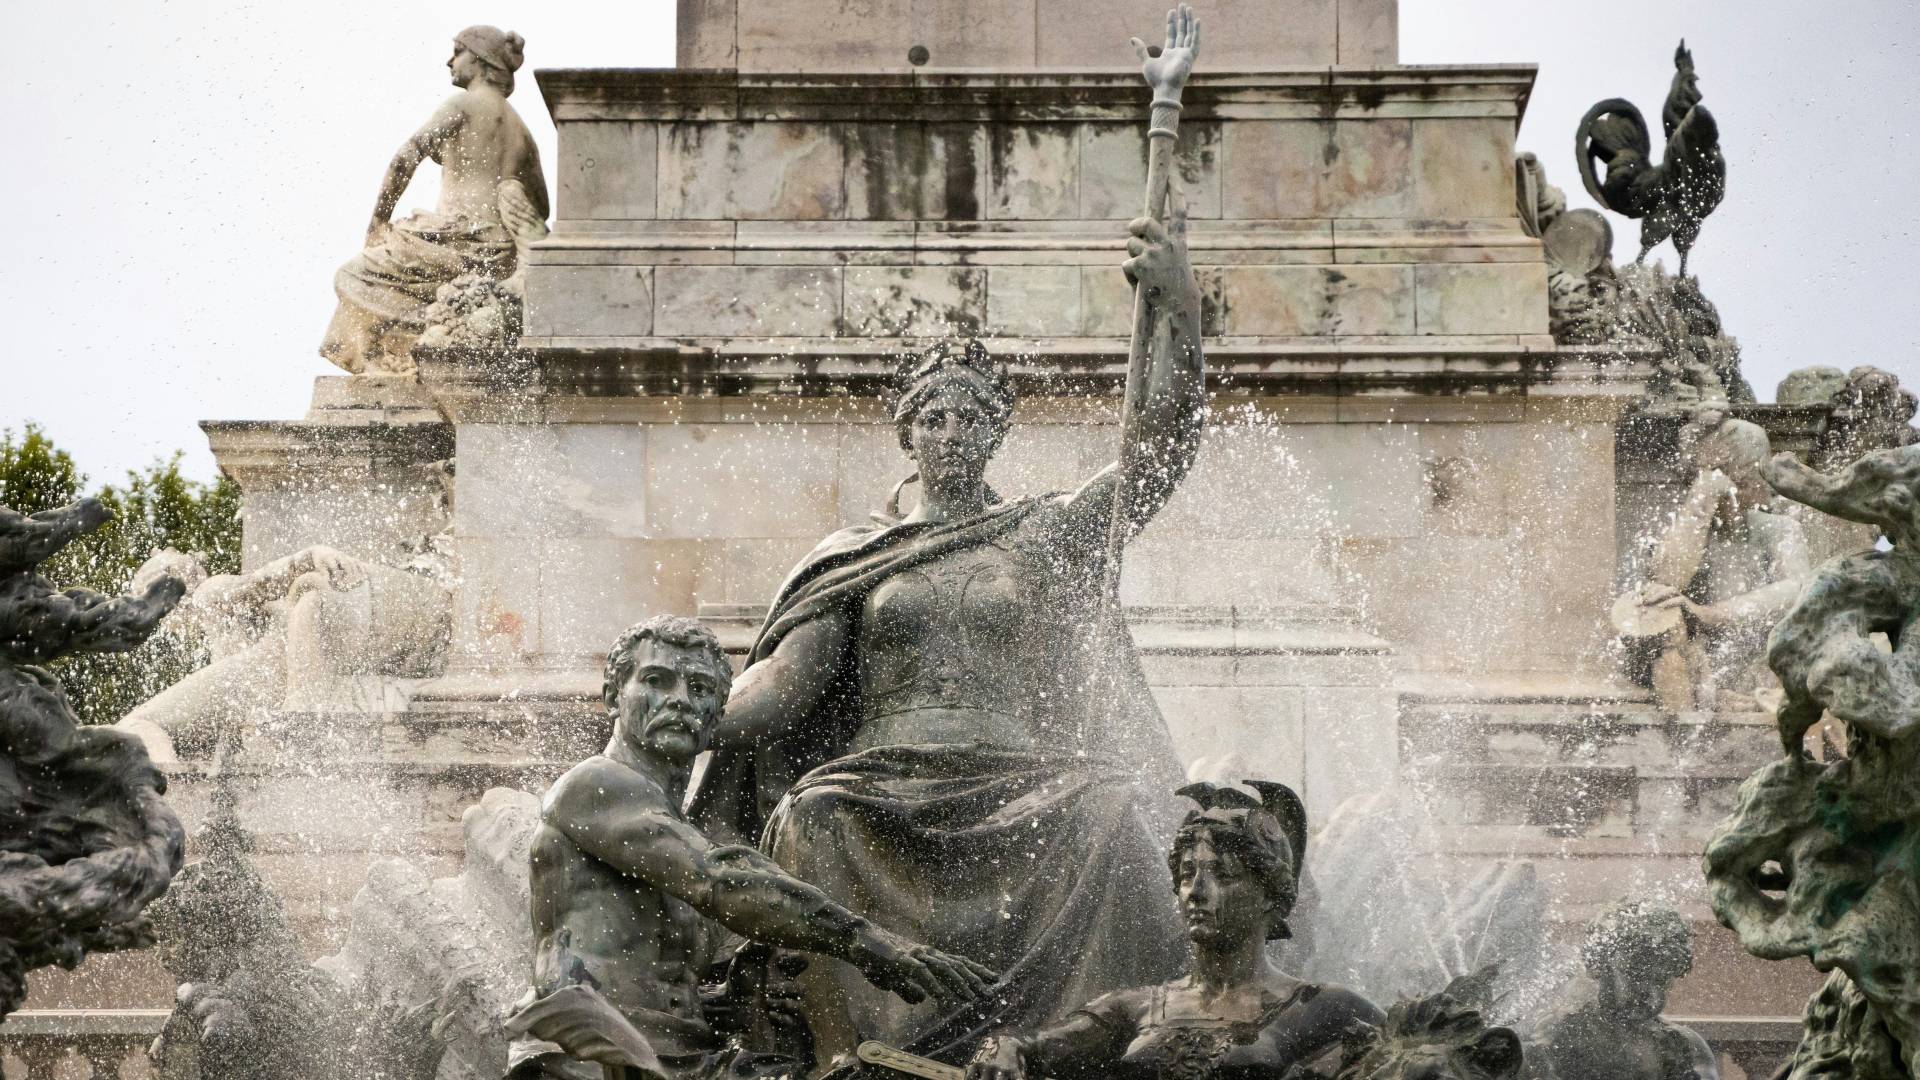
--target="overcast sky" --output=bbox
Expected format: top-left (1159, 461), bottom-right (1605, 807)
top-left (4, 1), bottom-right (1916, 484)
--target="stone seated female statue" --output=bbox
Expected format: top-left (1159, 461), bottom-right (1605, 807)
top-left (320, 25), bottom-right (548, 374)
top-left (965, 781), bottom-right (1385, 1080)
top-left (690, 212), bottom-right (1206, 1066)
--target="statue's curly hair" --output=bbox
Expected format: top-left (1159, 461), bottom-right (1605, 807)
top-left (890, 339), bottom-right (1014, 453)
top-left (601, 614), bottom-right (732, 722)
top-left (1580, 899), bottom-right (1692, 984)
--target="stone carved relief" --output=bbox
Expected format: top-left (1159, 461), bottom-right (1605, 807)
top-left (0, 498), bottom-right (186, 1017)
top-left (1704, 442), bottom-right (1920, 1080)
top-left (1518, 153), bottom-right (1751, 411)
top-left (116, 539), bottom-right (454, 762)
top-left (1779, 365), bottom-right (1920, 473)
top-left (1517, 153), bottom-right (1615, 346)
top-left (1612, 411), bottom-right (1810, 712)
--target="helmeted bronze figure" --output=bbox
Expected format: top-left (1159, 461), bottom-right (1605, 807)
top-left (964, 781), bottom-right (1385, 1080)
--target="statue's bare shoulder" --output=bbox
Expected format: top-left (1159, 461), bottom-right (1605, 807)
top-left (542, 754), bottom-right (675, 829)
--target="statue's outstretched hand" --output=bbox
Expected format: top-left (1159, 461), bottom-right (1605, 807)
top-left (1131, 4), bottom-right (1200, 99)
top-left (852, 927), bottom-right (999, 1006)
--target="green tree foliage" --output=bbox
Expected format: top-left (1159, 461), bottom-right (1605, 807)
top-left (0, 423), bottom-right (241, 724)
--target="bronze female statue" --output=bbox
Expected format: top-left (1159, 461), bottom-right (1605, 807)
top-left (964, 782), bottom-right (1385, 1080)
top-left (689, 207), bottom-right (1207, 1066)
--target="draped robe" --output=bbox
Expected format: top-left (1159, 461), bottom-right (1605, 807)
top-left (689, 494), bottom-right (1188, 1063)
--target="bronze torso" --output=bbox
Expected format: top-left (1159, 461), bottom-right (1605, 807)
top-left (528, 819), bottom-right (716, 1024)
top-left (1021, 980), bottom-right (1380, 1080)
top-left (852, 530), bottom-right (1058, 752)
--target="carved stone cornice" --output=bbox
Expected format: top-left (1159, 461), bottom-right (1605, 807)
top-left (417, 341), bottom-right (1653, 425)
top-left (201, 419), bottom-right (453, 490)
top-left (536, 64), bottom-right (1537, 123)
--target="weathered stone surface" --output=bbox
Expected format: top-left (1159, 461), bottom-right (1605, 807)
top-left (1079, 121), bottom-right (1222, 220)
top-left (651, 266), bottom-right (841, 336)
top-left (1337, 0), bottom-right (1399, 65)
top-left (1221, 121), bottom-right (1328, 221)
top-left (986, 266), bottom-right (1081, 337)
top-left (557, 121), bottom-right (656, 220)
top-left (736, 0), bottom-right (1038, 71)
top-left (1035, 0), bottom-right (1338, 67)
top-left (658, 122), bottom-right (845, 220)
top-left (1218, 265), bottom-right (1415, 336)
top-left (684, 0), bottom-right (1372, 70)
top-left (986, 124), bottom-right (1080, 220)
top-left (524, 265), bottom-right (654, 337)
top-left (451, 535), bottom-right (541, 665)
top-left (1222, 121), bottom-right (1411, 220)
top-left (455, 424), bottom-right (651, 539)
top-left (1413, 118), bottom-right (1516, 220)
top-left (645, 422), bottom-right (843, 539)
top-left (843, 123), bottom-right (988, 221)
top-left (1413, 263), bottom-right (1547, 336)
top-left (1081, 266), bottom-right (1141, 337)
top-left (843, 266), bottom-right (986, 336)
top-left (533, 537), bottom-right (717, 659)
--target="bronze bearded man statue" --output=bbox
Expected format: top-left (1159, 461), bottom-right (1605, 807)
top-left (505, 616), bottom-right (995, 1079)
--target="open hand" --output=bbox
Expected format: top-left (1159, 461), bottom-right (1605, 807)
top-left (854, 929), bottom-right (999, 1006)
top-left (1131, 5), bottom-right (1200, 99)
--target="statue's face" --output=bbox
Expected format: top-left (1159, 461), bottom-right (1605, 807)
top-left (908, 383), bottom-right (999, 483)
top-left (447, 44), bottom-right (484, 88)
top-left (614, 639), bottom-right (729, 765)
top-left (1592, 952), bottom-right (1667, 1021)
top-left (1173, 833), bottom-right (1268, 949)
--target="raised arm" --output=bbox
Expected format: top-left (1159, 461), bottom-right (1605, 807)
top-left (364, 96), bottom-right (468, 241)
top-left (1057, 213), bottom-right (1207, 551)
top-left (548, 760), bottom-right (994, 1004)
top-left (707, 609), bottom-right (848, 751)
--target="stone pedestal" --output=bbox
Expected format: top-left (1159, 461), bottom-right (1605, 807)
top-left (675, 0), bottom-right (1398, 70)
top-left (202, 377), bottom-right (452, 570)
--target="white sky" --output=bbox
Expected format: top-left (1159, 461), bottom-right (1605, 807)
top-left (4, 1), bottom-right (1916, 484)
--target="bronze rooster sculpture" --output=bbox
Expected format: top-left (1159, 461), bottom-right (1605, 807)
top-left (1576, 41), bottom-right (1726, 277)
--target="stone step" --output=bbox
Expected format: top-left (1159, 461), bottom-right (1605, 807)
top-left (1396, 694), bottom-right (1779, 840)
top-left (1415, 760), bottom-right (1747, 840)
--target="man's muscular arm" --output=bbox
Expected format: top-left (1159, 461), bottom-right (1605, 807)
top-left (545, 759), bottom-right (994, 1004)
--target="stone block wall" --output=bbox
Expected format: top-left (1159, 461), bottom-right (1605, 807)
top-left (676, 0), bottom-right (1398, 71)
top-left (427, 388), bottom-right (1623, 681)
top-left (523, 68), bottom-right (1547, 358)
